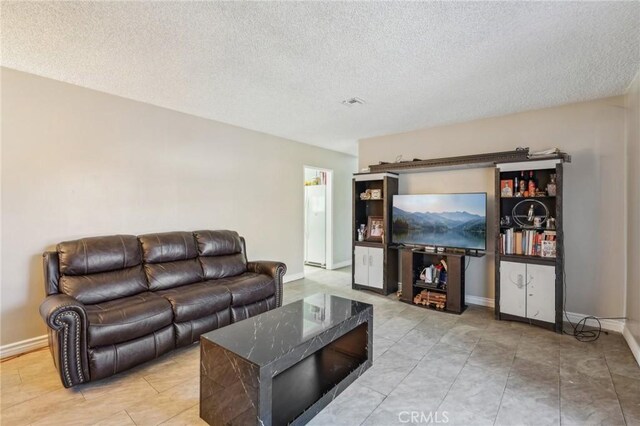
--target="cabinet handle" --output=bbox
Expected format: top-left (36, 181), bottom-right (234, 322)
top-left (369, 255), bottom-right (373, 266)
top-left (363, 254), bottom-right (367, 265)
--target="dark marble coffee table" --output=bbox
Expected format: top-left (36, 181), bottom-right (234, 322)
top-left (199, 293), bottom-right (373, 426)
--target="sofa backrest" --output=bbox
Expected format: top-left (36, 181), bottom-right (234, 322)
top-left (194, 230), bottom-right (247, 279)
top-left (138, 231), bottom-right (204, 291)
top-left (57, 235), bottom-right (148, 304)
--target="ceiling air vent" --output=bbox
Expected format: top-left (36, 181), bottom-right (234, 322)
top-left (342, 97), bottom-right (365, 107)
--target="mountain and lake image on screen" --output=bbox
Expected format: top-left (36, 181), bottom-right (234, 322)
top-left (392, 193), bottom-right (487, 250)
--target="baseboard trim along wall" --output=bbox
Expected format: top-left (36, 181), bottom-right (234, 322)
top-left (284, 272), bottom-right (305, 283)
top-left (623, 325), bottom-right (640, 366)
top-left (465, 295), bottom-right (495, 308)
top-left (329, 260), bottom-right (352, 270)
top-left (0, 335), bottom-right (48, 359)
top-left (563, 312), bottom-right (625, 333)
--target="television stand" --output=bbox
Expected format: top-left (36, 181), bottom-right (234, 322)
top-left (400, 248), bottom-right (467, 314)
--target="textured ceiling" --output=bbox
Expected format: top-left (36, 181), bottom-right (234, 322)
top-left (2, 2), bottom-right (639, 155)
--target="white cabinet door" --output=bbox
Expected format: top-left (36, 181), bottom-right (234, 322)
top-left (500, 261), bottom-right (526, 318)
top-left (526, 264), bottom-right (556, 323)
top-left (354, 246), bottom-right (369, 286)
top-left (368, 247), bottom-right (384, 289)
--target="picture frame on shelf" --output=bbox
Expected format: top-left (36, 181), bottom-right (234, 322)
top-left (500, 179), bottom-right (514, 197)
top-left (366, 216), bottom-right (384, 242)
top-left (541, 240), bottom-right (556, 258)
top-left (370, 189), bottom-right (382, 200)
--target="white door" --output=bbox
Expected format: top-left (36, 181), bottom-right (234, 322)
top-left (305, 186), bottom-right (326, 265)
top-left (500, 261), bottom-right (526, 318)
top-left (354, 246), bottom-right (369, 286)
top-left (526, 264), bottom-right (556, 323)
top-left (368, 247), bottom-right (384, 289)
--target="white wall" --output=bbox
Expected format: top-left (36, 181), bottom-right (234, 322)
top-left (359, 96), bottom-right (627, 318)
top-left (0, 68), bottom-right (357, 346)
top-left (626, 69), bottom-right (640, 357)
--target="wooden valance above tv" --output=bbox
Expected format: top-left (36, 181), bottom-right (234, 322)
top-left (368, 148), bottom-right (571, 174)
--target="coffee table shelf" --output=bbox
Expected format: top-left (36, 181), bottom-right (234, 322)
top-left (200, 294), bottom-right (373, 426)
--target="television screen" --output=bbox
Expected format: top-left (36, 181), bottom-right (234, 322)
top-left (392, 193), bottom-right (487, 250)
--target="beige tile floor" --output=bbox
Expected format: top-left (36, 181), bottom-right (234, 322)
top-left (1, 266), bottom-right (639, 425)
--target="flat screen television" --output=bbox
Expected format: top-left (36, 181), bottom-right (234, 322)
top-left (392, 193), bottom-right (487, 250)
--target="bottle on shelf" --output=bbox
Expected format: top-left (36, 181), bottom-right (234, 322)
top-left (519, 171), bottom-right (527, 196)
top-left (528, 170), bottom-right (536, 194)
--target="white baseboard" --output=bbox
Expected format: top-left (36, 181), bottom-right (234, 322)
top-left (0, 335), bottom-right (48, 359)
top-left (465, 295), bottom-right (495, 308)
top-left (623, 325), bottom-right (640, 366)
top-left (284, 272), bottom-right (305, 283)
top-left (329, 260), bottom-right (351, 270)
top-left (564, 312), bottom-right (625, 333)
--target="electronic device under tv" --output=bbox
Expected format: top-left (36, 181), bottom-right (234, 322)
top-left (392, 193), bottom-right (487, 251)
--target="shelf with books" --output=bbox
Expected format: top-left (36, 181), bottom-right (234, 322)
top-left (499, 228), bottom-right (557, 257)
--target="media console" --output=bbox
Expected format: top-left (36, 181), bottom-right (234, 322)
top-left (398, 248), bottom-right (484, 314)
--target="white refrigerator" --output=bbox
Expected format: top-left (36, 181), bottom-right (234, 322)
top-left (304, 185), bottom-right (326, 267)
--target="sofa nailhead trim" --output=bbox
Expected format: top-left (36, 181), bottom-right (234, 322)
top-left (54, 310), bottom-right (84, 386)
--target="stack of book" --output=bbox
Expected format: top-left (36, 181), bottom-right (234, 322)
top-left (500, 229), bottom-right (557, 257)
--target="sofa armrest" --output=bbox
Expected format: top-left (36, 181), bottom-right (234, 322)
top-left (247, 261), bottom-right (287, 307)
top-left (39, 294), bottom-right (90, 387)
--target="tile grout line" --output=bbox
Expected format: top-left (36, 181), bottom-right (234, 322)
top-left (359, 319), bottom-right (446, 425)
top-left (491, 348), bottom-right (517, 426)
top-left (602, 350), bottom-right (630, 425)
top-left (356, 384), bottom-right (388, 426)
top-left (433, 339), bottom-right (477, 415)
top-left (124, 408), bottom-right (138, 425)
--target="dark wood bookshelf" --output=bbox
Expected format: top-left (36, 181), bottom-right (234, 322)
top-left (352, 173), bottom-right (399, 295)
top-left (495, 161), bottom-right (565, 333)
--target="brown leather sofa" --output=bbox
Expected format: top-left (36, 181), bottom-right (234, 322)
top-left (39, 230), bottom-right (286, 388)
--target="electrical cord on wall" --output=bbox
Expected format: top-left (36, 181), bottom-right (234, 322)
top-left (561, 264), bottom-right (626, 342)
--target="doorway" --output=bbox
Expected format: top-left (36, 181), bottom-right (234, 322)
top-left (303, 166), bottom-right (333, 270)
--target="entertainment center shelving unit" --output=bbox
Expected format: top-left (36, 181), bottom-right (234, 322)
top-left (352, 173), bottom-right (399, 295)
top-left (495, 159), bottom-right (565, 332)
top-left (352, 149), bottom-right (570, 332)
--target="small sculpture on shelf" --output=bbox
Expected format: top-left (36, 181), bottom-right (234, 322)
top-left (547, 174), bottom-right (557, 197)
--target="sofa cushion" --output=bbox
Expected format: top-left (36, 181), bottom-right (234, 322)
top-left (138, 232), bottom-right (198, 263)
top-left (173, 311), bottom-right (231, 347)
top-left (58, 235), bottom-right (141, 275)
top-left (143, 259), bottom-right (203, 291)
top-left (57, 235), bottom-right (147, 304)
top-left (194, 230), bottom-right (247, 279)
top-left (194, 230), bottom-right (244, 256)
top-left (59, 265), bottom-right (149, 305)
top-left (199, 254), bottom-right (247, 280)
top-left (138, 232), bottom-right (204, 291)
top-left (158, 282), bottom-right (231, 323)
top-left (86, 292), bottom-right (173, 347)
top-left (220, 272), bottom-right (276, 306)
top-left (230, 295), bottom-right (277, 322)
